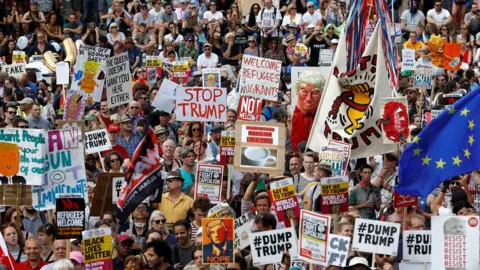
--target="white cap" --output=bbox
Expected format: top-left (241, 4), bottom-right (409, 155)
top-left (345, 257), bottom-right (370, 269)
top-left (331, 39), bottom-right (339, 44)
top-left (307, 23), bottom-right (316, 29)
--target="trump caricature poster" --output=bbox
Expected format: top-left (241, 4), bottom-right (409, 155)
top-left (202, 218), bottom-right (235, 264)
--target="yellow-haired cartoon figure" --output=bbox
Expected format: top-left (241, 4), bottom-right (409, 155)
top-left (206, 73), bottom-right (217, 87)
top-left (0, 142), bottom-right (26, 184)
top-left (425, 34), bottom-right (452, 68)
top-left (80, 61), bottom-right (101, 94)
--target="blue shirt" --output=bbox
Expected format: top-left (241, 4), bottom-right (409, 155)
top-left (180, 168), bottom-right (195, 193)
top-left (116, 132), bottom-right (141, 158)
top-left (286, 63), bottom-right (307, 74)
top-left (122, 46), bottom-right (142, 67)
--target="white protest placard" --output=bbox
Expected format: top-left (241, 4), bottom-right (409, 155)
top-left (298, 210), bottom-right (330, 265)
top-left (12, 51), bottom-right (25, 63)
top-left (234, 212), bottom-right (255, 250)
top-left (431, 216), bottom-right (479, 270)
top-left (71, 44), bottom-right (111, 103)
top-left (239, 55), bottom-right (282, 101)
top-left (112, 177), bottom-right (124, 204)
top-left (319, 49), bottom-right (334, 66)
top-left (352, 218), bottom-right (401, 256)
top-left (85, 129), bottom-right (112, 154)
top-left (249, 227), bottom-right (297, 266)
top-left (29, 55), bottom-right (43, 63)
top-left (327, 234), bottom-right (350, 267)
top-left (105, 53), bottom-right (133, 108)
top-left (194, 164), bottom-right (223, 203)
top-left (175, 87), bottom-right (227, 122)
top-left (1, 63), bottom-right (26, 79)
top-left (151, 79), bottom-right (178, 112)
top-left (56, 62), bottom-right (70, 85)
top-left (401, 48), bottom-right (415, 71)
top-left (402, 230), bottom-right (431, 263)
top-left (290, 257), bottom-right (307, 270)
top-left (146, 68), bottom-right (157, 85)
top-left (413, 68), bottom-right (433, 89)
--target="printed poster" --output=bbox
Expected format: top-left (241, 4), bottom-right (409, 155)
top-left (298, 210), bottom-right (330, 265)
top-left (202, 68), bottom-right (221, 87)
top-left (71, 44), bottom-right (111, 104)
top-left (55, 194), bottom-right (85, 239)
top-left (82, 227), bottom-right (113, 270)
top-left (379, 97), bottom-right (410, 144)
top-left (175, 87), bottom-right (227, 122)
top-left (112, 177), bottom-right (124, 204)
top-left (249, 227), bottom-right (298, 266)
top-left (234, 121), bottom-right (286, 174)
top-left (237, 96), bottom-right (262, 122)
top-left (105, 53), bottom-right (133, 108)
top-left (270, 178), bottom-right (300, 221)
top-left (195, 164), bottom-right (223, 204)
top-left (238, 55), bottom-right (282, 101)
top-left (219, 131), bottom-right (235, 165)
top-left (352, 218), bottom-right (401, 256)
top-left (402, 230), bottom-right (431, 263)
top-left (413, 68), bottom-right (433, 89)
top-left (234, 212), bottom-right (255, 250)
top-left (202, 218), bottom-right (234, 264)
top-left (431, 216), bottom-right (479, 269)
top-left (63, 90), bottom-right (85, 121)
top-left (326, 234), bottom-right (351, 267)
top-left (85, 129), bottom-right (112, 154)
top-left (320, 176), bottom-right (349, 214)
top-left (318, 141), bottom-right (351, 176)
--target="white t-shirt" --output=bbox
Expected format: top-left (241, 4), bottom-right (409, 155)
top-left (427, 8), bottom-right (451, 24)
top-left (197, 53), bottom-right (219, 69)
top-left (203, 10), bottom-right (224, 22)
top-left (164, 33), bottom-right (184, 43)
top-left (256, 7), bottom-right (282, 37)
top-left (302, 11), bottom-right (322, 26)
top-left (282, 13), bottom-right (303, 27)
top-left (400, 10), bottom-right (426, 31)
top-left (149, 8), bottom-right (163, 22)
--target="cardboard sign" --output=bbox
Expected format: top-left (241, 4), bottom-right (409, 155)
top-left (431, 216), bottom-right (479, 269)
top-left (401, 49), bottom-right (415, 71)
top-left (145, 55), bottom-right (162, 68)
top-left (234, 212), bottom-right (255, 250)
top-left (393, 192), bottom-right (418, 208)
top-left (237, 96), bottom-right (262, 122)
top-left (175, 87), bottom-right (227, 122)
top-left (444, 43), bottom-right (462, 71)
top-left (270, 178), bottom-right (300, 219)
top-left (250, 227), bottom-right (298, 266)
top-left (1, 63), bottom-right (25, 79)
top-left (234, 121), bottom-right (286, 174)
top-left (403, 231), bottom-right (431, 263)
top-left (298, 210), bottom-right (330, 265)
top-left (105, 52), bottom-right (133, 108)
top-left (85, 129), bottom-right (112, 154)
top-left (202, 218), bottom-right (235, 264)
top-left (12, 51), bottom-right (25, 63)
top-left (327, 234), bottom-right (351, 267)
top-left (112, 177), bottom-right (124, 204)
top-left (71, 44), bottom-right (111, 103)
top-left (63, 90), bottom-right (85, 121)
top-left (320, 176), bottom-right (349, 214)
top-left (195, 164), bottom-right (223, 204)
top-left (0, 185), bottom-right (32, 206)
top-left (413, 68), bottom-right (433, 89)
top-left (352, 219), bottom-right (401, 256)
top-left (202, 68), bottom-right (221, 87)
top-left (379, 97), bottom-right (410, 144)
top-left (56, 194), bottom-right (85, 239)
top-left (56, 62), bottom-right (70, 85)
top-left (82, 227), bottom-right (113, 270)
top-left (238, 55), bottom-right (282, 101)
top-left (91, 173), bottom-right (123, 216)
top-left (219, 131), bottom-right (235, 165)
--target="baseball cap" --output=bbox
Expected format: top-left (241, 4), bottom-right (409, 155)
top-left (203, 42), bottom-right (212, 48)
top-left (210, 125), bottom-right (225, 133)
top-left (166, 171), bottom-right (184, 181)
top-left (344, 257), bottom-right (371, 269)
top-left (185, 35), bottom-right (194, 41)
top-left (108, 124), bottom-right (120, 133)
top-left (154, 125), bottom-right (167, 134)
top-left (70, 251), bottom-right (84, 264)
top-left (18, 98), bottom-right (34, 105)
top-left (119, 114), bottom-right (131, 123)
top-left (117, 234), bottom-right (134, 244)
top-left (331, 39), bottom-right (339, 44)
top-left (159, 110), bottom-right (171, 117)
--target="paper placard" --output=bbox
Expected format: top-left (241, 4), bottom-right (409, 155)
top-left (237, 96), bottom-right (262, 122)
top-left (352, 218), bottom-right (401, 256)
top-left (202, 68), bottom-right (221, 87)
top-left (238, 55), bottom-right (282, 101)
top-left (12, 51), bottom-right (25, 63)
top-left (194, 164), bottom-right (223, 204)
top-left (82, 227), bottom-right (113, 269)
top-left (112, 177), bottom-right (124, 204)
top-left (326, 234), bottom-right (351, 267)
top-left (320, 176), bottom-right (349, 214)
top-left (175, 87), bottom-right (227, 122)
top-left (146, 55), bottom-right (162, 68)
top-left (402, 231), bottom-right (431, 263)
top-left (56, 62), bottom-right (70, 85)
top-left (298, 210), bottom-right (330, 265)
top-left (319, 49), bottom-right (334, 66)
top-left (234, 212), bottom-right (255, 250)
top-left (63, 90), bottom-right (85, 121)
top-left (55, 194), bottom-right (85, 239)
top-left (1, 63), bottom-right (25, 79)
top-left (202, 218), bottom-right (235, 264)
top-left (413, 68), bottom-right (433, 89)
top-left (250, 227), bottom-right (298, 266)
top-left (85, 129), bottom-right (112, 154)
top-left (219, 131), bottom-right (235, 165)
top-left (105, 53), bottom-right (133, 108)
top-left (401, 49), bottom-right (415, 71)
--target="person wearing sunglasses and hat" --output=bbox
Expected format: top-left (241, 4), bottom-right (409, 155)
top-left (154, 125), bottom-right (169, 155)
top-left (156, 171), bottom-right (194, 231)
top-left (116, 114), bottom-right (141, 158)
top-left (197, 42), bottom-right (219, 71)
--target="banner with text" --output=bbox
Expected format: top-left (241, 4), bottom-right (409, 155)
top-left (237, 96), bottom-right (262, 122)
top-left (402, 230), bottom-right (431, 263)
top-left (298, 210), bottom-right (330, 265)
top-left (234, 212), bottom-right (255, 250)
top-left (85, 129), bottom-right (112, 154)
top-left (202, 218), bottom-right (234, 264)
top-left (270, 178), bottom-right (300, 221)
top-left (82, 227), bottom-right (113, 270)
top-left (175, 87), bottom-right (227, 122)
top-left (327, 234), bottom-right (350, 267)
top-left (1, 63), bottom-right (25, 79)
top-left (239, 55), bottom-right (282, 101)
top-left (219, 131), bottom-right (235, 165)
top-left (320, 176), bottom-right (349, 214)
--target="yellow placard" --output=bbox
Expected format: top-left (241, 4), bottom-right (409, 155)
top-left (321, 182), bottom-right (349, 196)
top-left (295, 44), bottom-right (308, 53)
top-left (220, 136), bottom-right (235, 147)
top-left (271, 184), bottom-right (296, 201)
top-left (172, 62), bottom-right (189, 72)
top-left (82, 234), bottom-right (113, 262)
top-left (146, 58), bottom-right (162, 68)
top-left (12, 51), bottom-right (25, 63)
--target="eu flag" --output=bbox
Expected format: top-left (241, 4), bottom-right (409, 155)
top-left (396, 90), bottom-right (480, 196)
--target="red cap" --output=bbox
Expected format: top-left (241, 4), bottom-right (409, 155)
top-left (108, 124), bottom-right (120, 133)
top-left (117, 234), bottom-right (134, 244)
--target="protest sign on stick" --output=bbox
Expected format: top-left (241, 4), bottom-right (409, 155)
top-left (56, 194), bottom-right (85, 239)
top-left (237, 96), bottom-right (262, 122)
top-left (327, 234), bottom-right (351, 267)
top-left (112, 177), bottom-right (124, 204)
top-left (63, 90), bottom-right (85, 121)
top-left (1, 63), bottom-right (25, 79)
top-left (202, 68), bottom-right (221, 87)
top-left (82, 227), bottom-right (113, 270)
top-left (202, 218), bottom-right (234, 264)
top-left (12, 51), bottom-right (25, 63)
top-left (175, 87), bottom-right (227, 122)
top-left (85, 129), bottom-right (112, 154)
top-left (270, 178), bottom-right (300, 220)
top-left (238, 55), bottom-right (282, 101)
top-left (393, 192), bottom-right (418, 208)
top-left (298, 210), bottom-right (330, 265)
top-left (91, 173), bottom-right (123, 216)
top-left (431, 216), bottom-right (479, 269)
top-left (234, 212), bottom-right (255, 250)
top-left (413, 68), bottom-right (433, 89)
top-left (219, 131), bottom-right (235, 165)
top-left (105, 52), bottom-right (133, 108)
top-left (402, 230), bottom-right (431, 263)
top-left (401, 49), bottom-right (415, 71)
top-left (195, 164), bottom-right (223, 204)
top-left (250, 227), bottom-right (297, 266)
top-left (234, 121), bottom-right (286, 174)
top-left (56, 62), bottom-right (70, 85)
top-left (320, 176), bottom-right (349, 214)
top-left (352, 218), bottom-right (401, 256)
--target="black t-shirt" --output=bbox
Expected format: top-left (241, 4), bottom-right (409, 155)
top-left (308, 36), bottom-right (330, 66)
top-left (221, 43), bottom-right (241, 66)
top-left (0, 46), bottom-right (12, 65)
top-left (27, 42), bottom-right (56, 57)
top-left (0, 8), bottom-right (7, 34)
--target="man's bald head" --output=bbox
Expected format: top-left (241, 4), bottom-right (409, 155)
top-left (128, 101), bottom-right (141, 116)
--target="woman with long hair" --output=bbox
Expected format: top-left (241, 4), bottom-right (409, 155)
top-left (43, 13), bottom-right (63, 43)
top-left (281, 4), bottom-right (303, 32)
top-left (226, 4), bottom-right (242, 26)
top-left (101, 0), bottom-right (131, 34)
top-left (1, 223), bottom-right (27, 263)
top-left (0, 40), bottom-right (16, 65)
top-left (182, 122), bottom-right (203, 146)
top-left (37, 223), bottom-right (57, 262)
top-left (128, 0), bottom-right (142, 15)
top-left (244, 3), bottom-right (261, 41)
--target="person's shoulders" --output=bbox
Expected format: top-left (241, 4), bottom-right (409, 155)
top-left (400, 9), bottom-right (410, 18)
top-left (426, 9), bottom-right (434, 16)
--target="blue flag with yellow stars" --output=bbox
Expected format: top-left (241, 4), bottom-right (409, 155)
top-left (396, 90), bottom-right (480, 196)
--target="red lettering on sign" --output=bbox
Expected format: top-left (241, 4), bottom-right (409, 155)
top-left (247, 137), bottom-right (273, 144)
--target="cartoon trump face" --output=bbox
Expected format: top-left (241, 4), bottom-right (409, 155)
top-left (0, 143), bottom-right (21, 177)
top-left (295, 71), bottom-right (325, 115)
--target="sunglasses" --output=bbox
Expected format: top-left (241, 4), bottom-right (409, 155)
top-left (192, 128), bottom-right (201, 132)
top-left (249, 40), bottom-right (255, 43)
top-left (110, 26), bottom-right (118, 29)
top-left (7, 111), bottom-right (16, 114)
top-left (153, 219), bottom-right (166, 224)
top-left (377, 254), bottom-right (391, 258)
top-left (105, 219), bottom-right (114, 223)
top-left (308, 5), bottom-right (314, 8)
top-left (18, 125), bottom-right (28, 128)
top-left (110, 158), bottom-right (120, 163)
top-left (450, 181), bottom-right (462, 186)
top-left (130, 106), bottom-right (139, 109)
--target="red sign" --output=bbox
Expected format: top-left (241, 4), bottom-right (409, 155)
top-left (393, 192), bottom-right (418, 208)
top-left (237, 96), bottom-right (262, 121)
